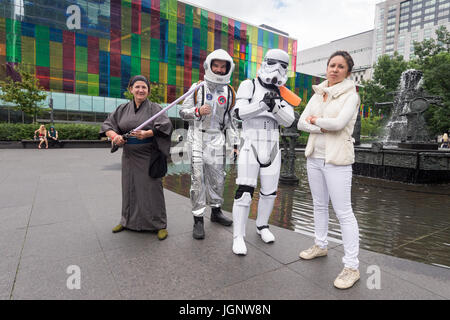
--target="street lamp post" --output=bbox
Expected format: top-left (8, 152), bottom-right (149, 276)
top-left (49, 97), bottom-right (54, 125)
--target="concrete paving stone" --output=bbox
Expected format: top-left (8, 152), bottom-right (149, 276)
top-left (86, 189), bottom-right (192, 231)
top-left (0, 205), bottom-right (31, 231)
top-left (20, 219), bottom-right (103, 261)
top-left (37, 172), bottom-right (73, 182)
top-left (11, 253), bottom-right (121, 300)
top-left (75, 175), bottom-right (122, 199)
top-left (204, 267), bottom-right (338, 300)
top-left (288, 247), bottom-right (444, 300)
top-left (165, 207), bottom-right (197, 236)
top-left (103, 237), bottom-right (210, 299)
top-left (334, 245), bottom-right (450, 299)
top-left (172, 227), bottom-right (234, 257)
top-left (115, 259), bottom-right (214, 300)
top-left (93, 224), bottom-right (167, 252)
top-left (0, 257), bottom-right (19, 298)
top-left (85, 194), bottom-right (192, 251)
top-left (34, 180), bottom-right (83, 205)
top-left (29, 199), bottom-right (90, 227)
top-left (0, 228), bottom-right (26, 259)
top-left (103, 234), bottom-right (185, 267)
top-left (0, 171), bottom-right (9, 185)
top-left (83, 194), bottom-right (122, 219)
top-left (0, 182), bottom-right (37, 209)
top-left (242, 223), bottom-right (340, 265)
top-left (104, 229), bottom-right (283, 300)
top-left (169, 229), bottom-right (284, 291)
top-left (89, 211), bottom-right (120, 232)
top-left (1, 170), bottom-right (39, 184)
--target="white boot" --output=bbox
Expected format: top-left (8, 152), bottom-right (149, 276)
top-left (257, 226), bottom-right (275, 243)
top-left (256, 193), bottom-right (276, 243)
top-left (232, 192), bottom-right (251, 256)
top-left (232, 236), bottom-right (247, 255)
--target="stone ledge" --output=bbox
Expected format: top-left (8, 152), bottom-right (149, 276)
top-left (19, 140), bottom-right (110, 149)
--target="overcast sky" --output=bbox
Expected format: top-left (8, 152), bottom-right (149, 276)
top-left (185, 0), bottom-right (384, 51)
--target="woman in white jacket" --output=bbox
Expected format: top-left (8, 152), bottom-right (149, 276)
top-left (297, 51), bottom-right (361, 290)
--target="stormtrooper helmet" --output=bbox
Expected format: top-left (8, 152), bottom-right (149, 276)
top-left (257, 49), bottom-right (290, 87)
top-left (203, 49), bottom-right (235, 85)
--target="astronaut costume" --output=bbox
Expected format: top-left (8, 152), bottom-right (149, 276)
top-left (180, 49), bottom-right (239, 239)
top-left (232, 49), bottom-right (295, 255)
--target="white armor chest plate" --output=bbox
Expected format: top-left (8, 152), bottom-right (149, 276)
top-left (242, 81), bottom-right (279, 143)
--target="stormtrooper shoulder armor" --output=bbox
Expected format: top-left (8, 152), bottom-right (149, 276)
top-left (236, 79), bottom-right (255, 101)
top-left (234, 79), bottom-right (269, 120)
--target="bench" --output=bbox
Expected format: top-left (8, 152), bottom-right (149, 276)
top-left (20, 140), bottom-right (111, 149)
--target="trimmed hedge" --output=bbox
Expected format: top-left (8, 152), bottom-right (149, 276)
top-left (0, 123), bottom-right (101, 141)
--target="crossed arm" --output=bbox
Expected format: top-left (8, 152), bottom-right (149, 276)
top-left (298, 94), bottom-right (359, 133)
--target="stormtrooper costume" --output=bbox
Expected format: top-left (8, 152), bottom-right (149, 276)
top-left (232, 49), bottom-right (295, 255)
top-left (180, 49), bottom-right (239, 239)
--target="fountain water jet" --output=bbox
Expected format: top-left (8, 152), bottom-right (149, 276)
top-left (352, 69), bottom-right (449, 183)
top-left (379, 69), bottom-right (442, 150)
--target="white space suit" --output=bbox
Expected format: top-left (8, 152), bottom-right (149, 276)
top-left (180, 49), bottom-right (239, 238)
top-left (232, 49), bottom-right (295, 255)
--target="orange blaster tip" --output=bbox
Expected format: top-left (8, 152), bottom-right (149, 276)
top-left (279, 86), bottom-right (302, 107)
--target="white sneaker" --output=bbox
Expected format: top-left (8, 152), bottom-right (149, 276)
top-left (334, 267), bottom-right (360, 289)
top-left (232, 237), bottom-right (247, 255)
top-left (299, 245), bottom-right (328, 260)
top-left (256, 226), bottom-right (275, 243)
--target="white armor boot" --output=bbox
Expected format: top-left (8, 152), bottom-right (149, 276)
top-left (256, 192), bottom-right (277, 243)
top-left (232, 191), bottom-right (252, 255)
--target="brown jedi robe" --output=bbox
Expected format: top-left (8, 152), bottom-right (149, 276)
top-left (100, 99), bottom-right (173, 231)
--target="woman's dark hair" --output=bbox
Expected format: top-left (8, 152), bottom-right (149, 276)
top-left (327, 51), bottom-right (354, 74)
top-left (128, 75), bottom-right (150, 89)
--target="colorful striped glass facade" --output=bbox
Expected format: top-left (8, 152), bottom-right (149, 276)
top-left (0, 0), bottom-right (315, 104)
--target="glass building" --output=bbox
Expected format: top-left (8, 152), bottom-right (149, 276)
top-left (0, 0), bottom-right (323, 123)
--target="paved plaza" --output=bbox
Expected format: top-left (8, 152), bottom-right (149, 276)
top-left (0, 148), bottom-right (449, 300)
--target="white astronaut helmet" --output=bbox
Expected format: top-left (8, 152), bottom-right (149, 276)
top-left (257, 49), bottom-right (290, 87)
top-left (203, 49), bottom-right (235, 85)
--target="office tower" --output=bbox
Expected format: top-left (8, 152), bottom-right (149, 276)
top-left (372, 0), bottom-right (450, 63)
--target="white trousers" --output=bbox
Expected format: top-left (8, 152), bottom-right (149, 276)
top-left (307, 158), bottom-right (359, 270)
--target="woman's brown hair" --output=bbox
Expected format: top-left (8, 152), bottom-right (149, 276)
top-left (327, 51), bottom-right (354, 74)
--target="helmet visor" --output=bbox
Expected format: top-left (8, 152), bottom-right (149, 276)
top-left (266, 59), bottom-right (288, 70)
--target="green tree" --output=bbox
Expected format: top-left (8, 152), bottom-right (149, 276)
top-left (0, 65), bottom-right (48, 123)
top-left (411, 25), bottom-right (450, 65)
top-left (409, 26), bottom-right (450, 136)
top-left (360, 52), bottom-right (409, 116)
top-left (360, 115), bottom-right (383, 138)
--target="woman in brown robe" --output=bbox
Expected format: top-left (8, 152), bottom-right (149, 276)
top-left (100, 75), bottom-right (173, 240)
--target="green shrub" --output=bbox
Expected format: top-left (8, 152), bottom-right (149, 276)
top-left (298, 132), bottom-right (309, 145)
top-left (0, 123), bottom-right (101, 141)
top-left (360, 116), bottom-right (383, 137)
